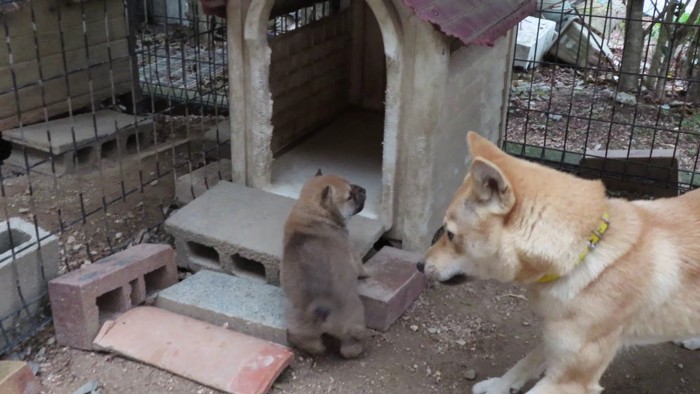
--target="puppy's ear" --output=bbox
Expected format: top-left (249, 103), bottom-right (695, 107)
top-left (315, 168), bottom-right (323, 177)
top-left (470, 157), bottom-right (515, 214)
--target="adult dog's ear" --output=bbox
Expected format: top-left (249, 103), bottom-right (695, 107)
top-left (470, 157), bottom-right (515, 214)
top-left (315, 168), bottom-right (323, 177)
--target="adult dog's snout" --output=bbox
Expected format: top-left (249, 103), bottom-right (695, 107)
top-left (416, 260), bottom-right (425, 273)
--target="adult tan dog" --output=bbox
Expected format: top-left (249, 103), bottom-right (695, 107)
top-left (419, 131), bottom-right (700, 394)
top-left (281, 170), bottom-right (368, 358)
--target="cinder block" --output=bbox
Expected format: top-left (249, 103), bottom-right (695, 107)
top-left (48, 244), bottom-right (177, 350)
top-left (0, 361), bottom-right (40, 394)
top-left (176, 160), bottom-right (232, 204)
top-left (164, 181), bottom-right (383, 285)
top-left (0, 217), bottom-right (59, 350)
top-left (579, 149), bottom-right (679, 197)
top-left (358, 246), bottom-right (427, 332)
top-left (155, 270), bottom-right (287, 345)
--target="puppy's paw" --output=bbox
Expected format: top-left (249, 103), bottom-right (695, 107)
top-left (674, 337), bottom-right (700, 350)
top-left (472, 377), bottom-right (519, 394)
top-left (340, 342), bottom-right (363, 359)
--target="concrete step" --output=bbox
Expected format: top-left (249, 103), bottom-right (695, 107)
top-left (164, 181), bottom-right (385, 285)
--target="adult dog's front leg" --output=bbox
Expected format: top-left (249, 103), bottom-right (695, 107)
top-left (525, 326), bottom-right (620, 394)
top-left (472, 344), bottom-right (546, 394)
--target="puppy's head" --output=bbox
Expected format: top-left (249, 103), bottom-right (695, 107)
top-left (300, 170), bottom-right (366, 221)
top-left (420, 131), bottom-right (518, 283)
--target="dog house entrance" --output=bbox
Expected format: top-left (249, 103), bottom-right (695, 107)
top-left (264, 0), bottom-right (388, 220)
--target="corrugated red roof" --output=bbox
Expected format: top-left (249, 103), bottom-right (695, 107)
top-left (198, 0), bottom-right (535, 46)
top-left (199, 0), bottom-right (226, 18)
top-left (402, 0), bottom-right (535, 46)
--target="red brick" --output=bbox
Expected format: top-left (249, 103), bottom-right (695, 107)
top-left (0, 361), bottom-right (40, 394)
top-left (358, 247), bottom-right (427, 331)
top-left (48, 244), bottom-right (177, 350)
top-left (93, 306), bottom-right (293, 394)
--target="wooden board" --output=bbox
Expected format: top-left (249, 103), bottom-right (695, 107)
top-left (0, 16), bottom-right (128, 65)
top-left (0, 0), bottom-right (125, 38)
top-left (0, 81), bottom-right (132, 130)
top-left (0, 0), bottom-right (133, 130)
top-left (0, 39), bottom-right (130, 89)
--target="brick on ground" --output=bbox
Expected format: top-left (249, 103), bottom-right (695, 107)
top-left (358, 246), bottom-right (427, 331)
top-left (154, 269), bottom-right (287, 345)
top-left (48, 244), bottom-right (177, 350)
top-left (93, 306), bottom-right (293, 394)
top-left (0, 360), bottom-right (40, 394)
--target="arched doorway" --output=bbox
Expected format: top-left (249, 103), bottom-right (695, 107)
top-left (243, 0), bottom-right (402, 229)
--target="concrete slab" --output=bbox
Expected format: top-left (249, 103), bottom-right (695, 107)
top-left (3, 110), bottom-right (152, 154)
top-left (175, 159), bottom-right (232, 204)
top-left (164, 181), bottom-right (384, 284)
top-left (2, 110), bottom-right (154, 175)
top-left (155, 270), bottom-right (287, 345)
top-left (358, 246), bottom-right (427, 331)
top-left (93, 306), bottom-right (293, 394)
top-left (0, 360), bottom-right (40, 394)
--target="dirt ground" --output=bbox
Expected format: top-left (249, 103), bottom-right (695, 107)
top-left (12, 278), bottom-right (699, 394)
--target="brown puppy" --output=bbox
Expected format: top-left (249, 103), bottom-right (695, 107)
top-left (421, 131), bottom-right (700, 394)
top-left (281, 170), bottom-right (368, 358)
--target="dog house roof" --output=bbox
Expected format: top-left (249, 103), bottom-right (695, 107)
top-left (199, 0), bottom-right (534, 46)
top-left (402, 0), bottom-right (535, 46)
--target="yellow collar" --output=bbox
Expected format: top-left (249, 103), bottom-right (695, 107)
top-left (537, 212), bottom-right (610, 284)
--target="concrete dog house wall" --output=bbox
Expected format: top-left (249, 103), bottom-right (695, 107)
top-left (201, 0), bottom-right (534, 250)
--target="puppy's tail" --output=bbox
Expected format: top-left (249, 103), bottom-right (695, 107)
top-left (307, 299), bottom-right (333, 322)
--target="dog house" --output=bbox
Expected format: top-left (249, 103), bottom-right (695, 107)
top-left (203, 0), bottom-right (534, 250)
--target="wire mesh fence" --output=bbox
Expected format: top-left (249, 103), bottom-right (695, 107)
top-left (507, 0), bottom-right (700, 197)
top-left (0, 0), bottom-right (239, 355)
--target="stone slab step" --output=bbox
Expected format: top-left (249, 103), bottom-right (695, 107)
top-left (155, 270), bottom-right (287, 345)
top-left (164, 181), bottom-right (385, 285)
top-left (93, 306), bottom-right (293, 394)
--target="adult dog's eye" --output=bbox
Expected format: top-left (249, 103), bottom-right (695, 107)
top-left (446, 231), bottom-right (454, 241)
